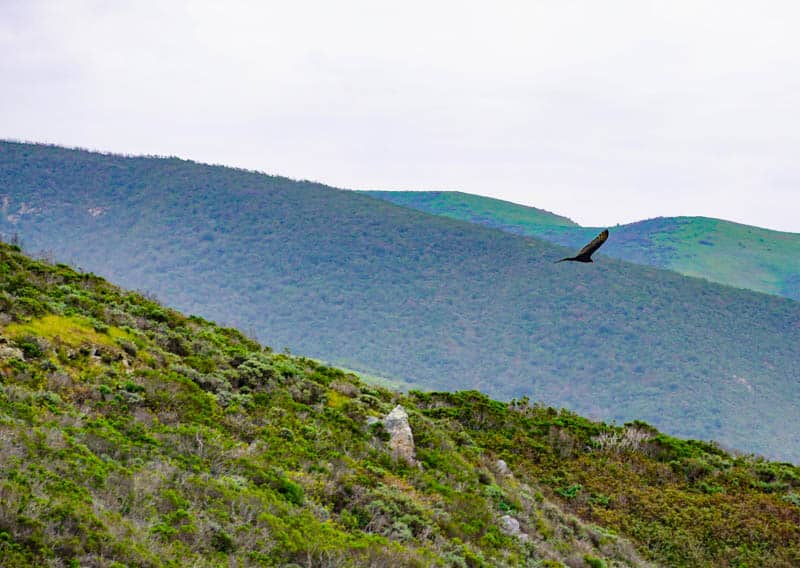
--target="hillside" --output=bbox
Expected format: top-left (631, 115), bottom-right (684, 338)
top-left (360, 190), bottom-right (579, 230)
top-left (1, 142), bottom-right (800, 462)
top-left (363, 191), bottom-right (800, 301)
top-left (1, 243), bottom-right (800, 566)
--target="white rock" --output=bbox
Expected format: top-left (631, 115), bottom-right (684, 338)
top-left (0, 344), bottom-right (23, 360)
top-left (384, 405), bottom-right (416, 465)
top-left (499, 515), bottom-right (528, 541)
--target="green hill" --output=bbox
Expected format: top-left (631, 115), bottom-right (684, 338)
top-left (360, 190), bottom-right (579, 230)
top-left (363, 191), bottom-right (800, 301)
top-left (2, 141), bottom-right (800, 462)
top-left (2, 243), bottom-right (800, 566)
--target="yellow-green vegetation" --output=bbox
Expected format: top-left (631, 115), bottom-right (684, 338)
top-left (1, 246), bottom-right (800, 567)
top-left (6, 314), bottom-right (129, 347)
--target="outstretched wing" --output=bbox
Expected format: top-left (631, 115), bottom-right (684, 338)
top-left (576, 229), bottom-right (609, 258)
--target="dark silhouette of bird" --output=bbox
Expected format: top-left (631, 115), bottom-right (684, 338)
top-left (556, 229), bottom-right (609, 263)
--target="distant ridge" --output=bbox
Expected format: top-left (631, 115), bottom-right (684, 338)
top-left (2, 140), bottom-right (800, 460)
top-left (363, 190), bottom-right (800, 301)
top-left (361, 190), bottom-right (579, 229)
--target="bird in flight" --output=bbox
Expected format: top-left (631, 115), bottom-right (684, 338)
top-left (556, 229), bottom-right (609, 263)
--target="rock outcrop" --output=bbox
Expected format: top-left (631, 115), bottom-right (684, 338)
top-left (384, 405), bottom-right (416, 465)
top-left (498, 515), bottom-right (528, 541)
top-left (0, 336), bottom-right (23, 361)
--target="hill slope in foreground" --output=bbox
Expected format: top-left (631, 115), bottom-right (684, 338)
top-left (1, 142), bottom-right (800, 461)
top-left (1, 243), bottom-right (800, 567)
top-left (363, 191), bottom-right (800, 301)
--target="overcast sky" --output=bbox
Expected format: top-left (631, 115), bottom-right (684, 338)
top-left (2, 1), bottom-right (799, 232)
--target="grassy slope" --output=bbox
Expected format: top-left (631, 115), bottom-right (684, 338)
top-left (653, 217), bottom-right (800, 300)
top-left (2, 142), bottom-right (800, 462)
top-left (363, 191), bottom-right (800, 301)
top-left (1, 243), bottom-right (800, 567)
top-left (360, 191), bottom-right (579, 230)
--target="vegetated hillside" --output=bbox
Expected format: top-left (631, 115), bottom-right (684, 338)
top-left (2, 244), bottom-right (800, 567)
top-left (1, 142), bottom-right (800, 462)
top-left (360, 190), bottom-right (579, 230)
top-left (364, 191), bottom-right (800, 301)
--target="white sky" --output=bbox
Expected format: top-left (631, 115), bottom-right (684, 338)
top-left (2, 0), bottom-right (799, 231)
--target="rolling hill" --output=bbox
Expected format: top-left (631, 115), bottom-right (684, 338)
top-left (360, 190), bottom-right (579, 231)
top-left (2, 242), bottom-right (800, 566)
top-left (1, 141), bottom-right (799, 461)
top-left (362, 191), bottom-right (800, 301)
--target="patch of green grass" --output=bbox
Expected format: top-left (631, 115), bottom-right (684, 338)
top-left (653, 217), bottom-right (800, 299)
top-left (361, 190), bottom-right (578, 229)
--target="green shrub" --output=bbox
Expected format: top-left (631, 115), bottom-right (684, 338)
top-left (556, 484), bottom-right (583, 499)
top-left (17, 335), bottom-right (44, 359)
top-left (584, 555), bottom-right (606, 568)
top-left (276, 477), bottom-right (304, 506)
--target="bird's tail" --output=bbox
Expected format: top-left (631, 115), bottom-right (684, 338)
top-left (555, 257), bottom-right (570, 263)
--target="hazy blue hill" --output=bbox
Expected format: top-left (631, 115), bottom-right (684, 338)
top-left (363, 191), bottom-right (800, 300)
top-left (2, 141), bottom-right (800, 461)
